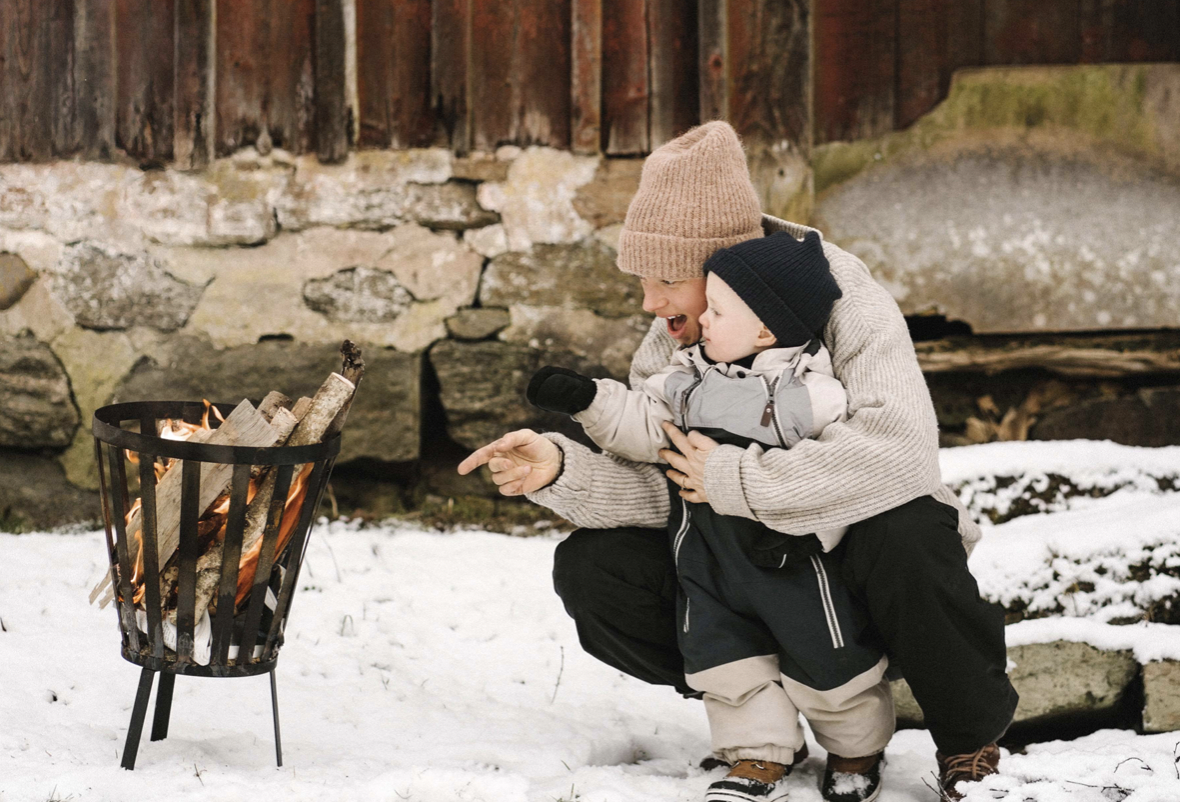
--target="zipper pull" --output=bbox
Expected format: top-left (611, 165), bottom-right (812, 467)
top-left (760, 401), bottom-right (774, 428)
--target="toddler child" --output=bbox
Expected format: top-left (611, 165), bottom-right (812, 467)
top-left (528, 232), bottom-right (893, 802)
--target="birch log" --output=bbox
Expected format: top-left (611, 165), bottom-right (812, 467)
top-left (90, 399), bottom-right (281, 607)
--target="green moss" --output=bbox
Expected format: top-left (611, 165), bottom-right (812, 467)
top-left (814, 65), bottom-right (1164, 193)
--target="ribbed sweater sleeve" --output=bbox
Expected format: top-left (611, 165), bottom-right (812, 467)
top-left (702, 244), bottom-right (946, 533)
top-left (525, 432), bottom-right (671, 529)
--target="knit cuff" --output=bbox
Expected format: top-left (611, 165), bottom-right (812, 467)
top-left (525, 432), bottom-right (590, 507)
top-left (703, 444), bottom-right (755, 519)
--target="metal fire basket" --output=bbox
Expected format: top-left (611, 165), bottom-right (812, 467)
top-left (93, 400), bottom-right (339, 770)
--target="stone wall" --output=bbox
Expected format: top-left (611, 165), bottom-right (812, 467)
top-left (3, 63), bottom-right (1180, 529)
top-left (0, 145), bottom-right (652, 529)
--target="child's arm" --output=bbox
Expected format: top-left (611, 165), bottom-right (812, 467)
top-left (527, 364), bottom-right (684, 464)
top-left (573, 373), bottom-right (677, 464)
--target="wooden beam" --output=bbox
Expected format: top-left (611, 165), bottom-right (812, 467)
top-left (315, 0), bottom-right (349, 162)
top-left (647, 0), bottom-right (698, 148)
top-left (510, 0), bottom-right (570, 147)
top-left (175, 0), bottom-right (213, 170)
top-left (916, 333), bottom-right (1180, 378)
top-left (116, 0), bottom-right (175, 164)
top-left (895, 0), bottom-right (947, 130)
top-left (431, 0), bottom-right (469, 151)
top-left (74, 0), bottom-right (117, 160)
top-left (813, 0), bottom-right (896, 144)
top-left (602, 0), bottom-right (648, 154)
top-left (356, 0), bottom-right (434, 149)
top-left (727, 0), bottom-right (809, 149)
top-left (698, 0), bottom-right (727, 122)
top-left (570, 0), bottom-right (602, 153)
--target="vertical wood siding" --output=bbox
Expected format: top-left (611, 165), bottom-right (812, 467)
top-left (1, 0), bottom-right (1177, 164)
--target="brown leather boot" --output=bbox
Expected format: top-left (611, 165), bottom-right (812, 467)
top-left (822, 752), bottom-right (884, 802)
top-left (705, 759), bottom-right (790, 801)
top-left (700, 743), bottom-right (809, 773)
top-left (936, 743), bottom-right (1000, 800)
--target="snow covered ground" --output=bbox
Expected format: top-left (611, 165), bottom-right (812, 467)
top-left (3, 440), bottom-right (1180, 801)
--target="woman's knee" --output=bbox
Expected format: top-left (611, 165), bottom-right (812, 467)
top-left (552, 527), bottom-right (673, 611)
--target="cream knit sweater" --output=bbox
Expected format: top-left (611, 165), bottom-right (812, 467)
top-left (527, 217), bottom-right (983, 552)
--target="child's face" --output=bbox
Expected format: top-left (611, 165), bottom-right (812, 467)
top-left (699, 273), bottom-right (775, 362)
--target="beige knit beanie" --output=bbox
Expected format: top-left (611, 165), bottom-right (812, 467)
top-left (616, 121), bottom-right (764, 281)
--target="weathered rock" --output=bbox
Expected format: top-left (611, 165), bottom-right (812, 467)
top-left (464, 223), bottom-right (509, 258)
top-left (892, 640), bottom-right (1139, 727)
top-left (815, 150), bottom-right (1180, 333)
top-left (167, 227), bottom-right (472, 352)
top-left (0, 253), bottom-right (35, 310)
top-left (304, 267), bottom-right (415, 322)
top-left (431, 339), bottom-right (608, 451)
top-left (451, 153), bottom-right (511, 183)
top-left (572, 158), bottom-right (643, 228)
top-left (112, 338), bottom-right (421, 462)
top-left (404, 182), bottom-right (500, 230)
top-left (1030, 387), bottom-right (1180, 447)
top-left (481, 240), bottom-right (640, 318)
top-left (48, 243), bottom-right (205, 332)
top-left (445, 308), bottom-right (511, 341)
top-left (373, 223), bottom-right (483, 306)
top-left (0, 449), bottom-right (101, 531)
top-left (51, 328), bottom-right (143, 489)
top-left (0, 336), bottom-right (80, 449)
top-left (476, 147), bottom-right (598, 251)
top-left (500, 307), bottom-right (650, 379)
top-left (1142, 660), bottom-right (1180, 733)
top-left (277, 149), bottom-right (452, 230)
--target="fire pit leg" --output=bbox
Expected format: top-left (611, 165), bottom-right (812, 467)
top-left (150, 672), bottom-right (176, 741)
top-left (121, 668), bottom-right (156, 770)
top-left (269, 669), bottom-right (283, 767)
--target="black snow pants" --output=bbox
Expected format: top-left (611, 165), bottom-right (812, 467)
top-left (552, 495), bottom-right (1018, 755)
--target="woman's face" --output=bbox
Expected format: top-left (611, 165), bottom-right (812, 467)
top-left (639, 276), bottom-right (709, 346)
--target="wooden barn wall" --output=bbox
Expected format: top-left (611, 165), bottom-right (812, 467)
top-left (815, 0), bottom-right (1180, 145)
top-left (0, 0), bottom-right (1177, 164)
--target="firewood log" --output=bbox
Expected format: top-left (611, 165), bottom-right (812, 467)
top-left (90, 399), bottom-right (281, 607)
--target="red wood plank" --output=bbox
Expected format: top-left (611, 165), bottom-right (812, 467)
top-left (813, 0), bottom-right (897, 144)
top-left (513, 0), bottom-right (570, 147)
top-left (947, 0), bottom-right (985, 72)
top-left (315, 0), bottom-right (349, 161)
top-left (216, 0), bottom-right (316, 156)
top-left (895, 0), bottom-right (947, 130)
top-left (0, 0), bottom-right (73, 161)
top-left (571, 0), bottom-right (603, 153)
top-left (983, 0), bottom-right (1080, 66)
top-left (698, 0), bottom-right (726, 122)
top-left (356, 0), bottom-right (434, 149)
top-left (1080, 0), bottom-right (1180, 63)
top-left (175, 0), bottom-right (213, 170)
top-left (726, 0), bottom-right (809, 150)
top-left (647, 0), bottom-right (698, 148)
top-left (431, 0), bottom-right (470, 151)
top-left (469, 0), bottom-right (515, 151)
top-left (602, 0), bottom-right (648, 153)
top-left (470, 0), bottom-right (570, 152)
top-left (116, 0), bottom-right (175, 164)
top-left (74, 0), bottom-right (117, 160)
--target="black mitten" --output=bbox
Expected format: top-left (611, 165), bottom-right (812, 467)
top-left (526, 366), bottom-right (598, 415)
top-left (745, 531), bottom-right (824, 569)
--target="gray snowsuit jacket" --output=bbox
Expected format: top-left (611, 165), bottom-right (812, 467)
top-left (574, 340), bottom-right (884, 692)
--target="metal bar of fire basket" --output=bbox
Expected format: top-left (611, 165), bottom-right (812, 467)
top-left (95, 438), bottom-right (122, 647)
top-left (138, 418), bottom-right (165, 660)
top-left (264, 459), bottom-right (332, 659)
top-left (175, 460), bottom-right (201, 663)
top-left (238, 464), bottom-right (294, 663)
top-left (107, 443), bottom-right (141, 654)
top-left (211, 464), bottom-right (250, 666)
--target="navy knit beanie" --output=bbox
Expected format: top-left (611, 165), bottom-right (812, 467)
top-left (703, 231), bottom-right (842, 347)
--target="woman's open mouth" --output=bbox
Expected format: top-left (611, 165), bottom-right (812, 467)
top-left (665, 315), bottom-right (688, 336)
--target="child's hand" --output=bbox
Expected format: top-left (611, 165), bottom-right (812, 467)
top-left (526, 366), bottom-right (597, 415)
